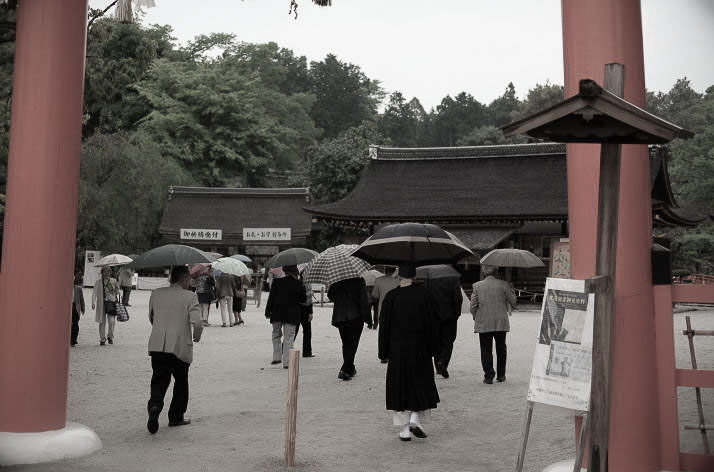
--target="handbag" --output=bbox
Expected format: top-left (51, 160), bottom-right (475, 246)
top-left (115, 302), bottom-right (129, 322)
top-left (234, 287), bottom-right (246, 298)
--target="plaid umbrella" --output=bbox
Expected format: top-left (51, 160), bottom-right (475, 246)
top-left (303, 245), bottom-right (372, 287)
top-left (351, 223), bottom-right (474, 266)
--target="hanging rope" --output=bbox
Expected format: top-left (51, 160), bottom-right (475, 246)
top-left (312, 0), bottom-right (332, 5)
top-left (289, 0), bottom-right (298, 19)
top-left (115, 0), bottom-right (133, 23)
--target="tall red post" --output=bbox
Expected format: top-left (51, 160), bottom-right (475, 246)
top-left (0, 0), bottom-right (100, 466)
top-left (562, 1), bottom-right (661, 470)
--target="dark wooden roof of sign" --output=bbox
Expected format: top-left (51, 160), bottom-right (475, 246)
top-left (159, 187), bottom-right (313, 244)
top-left (502, 79), bottom-right (694, 144)
top-left (304, 143), bottom-right (702, 228)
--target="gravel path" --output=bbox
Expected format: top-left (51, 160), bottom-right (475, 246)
top-left (9, 290), bottom-right (713, 472)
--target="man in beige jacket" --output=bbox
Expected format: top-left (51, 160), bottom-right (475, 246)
top-left (146, 265), bottom-right (203, 434)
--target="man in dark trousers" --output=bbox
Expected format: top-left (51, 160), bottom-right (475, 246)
top-left (422, 268), bottom-right (463, 379)
top-left (328, 276), bottom-right (371, 381)
top-left (265, 265), bottom-right (306, 368)
top-left (146, 265), bottom-right (203, 434)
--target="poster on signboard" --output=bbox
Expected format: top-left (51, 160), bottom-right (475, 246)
top-left (526, 277), bottom-right (594, 411)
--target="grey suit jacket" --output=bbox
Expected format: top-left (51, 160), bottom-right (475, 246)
top-left (148, 283), bottom-right (202, 364)
top-left (470, 276), bottom-right (517, 333)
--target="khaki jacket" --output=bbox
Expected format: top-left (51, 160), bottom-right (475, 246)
top-left (470, 276), bottom-right (516, 333)
top-left (148, 283), bottom-right (202, 364)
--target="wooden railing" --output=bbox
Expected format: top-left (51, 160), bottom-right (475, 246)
top-left (654, 284), bottom-right (714, 472)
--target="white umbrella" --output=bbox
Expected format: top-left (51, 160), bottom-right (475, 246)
top-left (479, 248), bottom-right (544, 268)
top-left (95, 253), bottom-right (133, 267)
top-left (211, 257), bottom-right (251, 277)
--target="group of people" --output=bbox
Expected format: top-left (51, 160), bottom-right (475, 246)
top-left (131, 259), bottom-right (517, 442)
top-left (193, 270), bottom-right (248, 328)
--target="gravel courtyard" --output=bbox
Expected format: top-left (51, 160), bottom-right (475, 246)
top-left (9, 289), bottom-right (713, 472)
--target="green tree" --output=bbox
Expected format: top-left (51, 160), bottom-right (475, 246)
top-left (380, 92), bottom-right (426, 147)
top-left (457, 125), bottom-right (526, 146)
top-left (429, 92), bottom-right (488, 146)
top-left (77, 132), bottom-right (194, 264)
top-left (308, 54), bottom-right (383, 139)
top-left (306, 121), bottom-right (385, 204)
top-left (487, 82), bottom-right (521, 127)
top-left (519, 82), bottom-right (564, 117)
top-left (134, 58), bottom-right (319, 186)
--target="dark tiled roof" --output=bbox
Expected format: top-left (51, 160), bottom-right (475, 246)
top-left (307, 143), bottom-right (568, 223)
top-left (306, 143), bottom-right (702, 227)
top-left (159, 186), bottom-right (312, 244)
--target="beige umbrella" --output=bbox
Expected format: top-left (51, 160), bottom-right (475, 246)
top-left (95, 253), bottom-right (133, 267)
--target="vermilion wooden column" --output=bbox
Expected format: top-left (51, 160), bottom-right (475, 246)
top-left (562, 1), bottom-right (661, 471)
top-left (0, 0), bottom-right (88, 433)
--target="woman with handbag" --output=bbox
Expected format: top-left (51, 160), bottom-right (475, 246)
top-left (92, 266), bottom-right (121, 346)
top-left (232, 275), bottom-right (247, 326)
top-left (194, 272), bottom-right (215, 326)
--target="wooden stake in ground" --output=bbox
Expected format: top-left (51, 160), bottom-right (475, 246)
top-left (285, 349), bottom-right (300, 467)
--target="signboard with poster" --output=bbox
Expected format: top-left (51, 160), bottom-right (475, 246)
top-left (549, 238), bottom-right (571, 279)
top-left (83, 250), bottom-right (102, 288)
top-left (527, 277), bottom-right (594, 411)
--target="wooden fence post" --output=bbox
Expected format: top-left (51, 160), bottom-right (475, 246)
top-left (284, 349), bottom-right (300, 467)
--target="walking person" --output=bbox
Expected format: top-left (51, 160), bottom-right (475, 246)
top-left (146, 265), bottom-right (203, 434)
top-left (70, 274), bottom-right (85, 346)
top-left (118, 265), bottom-right (134, 306)
top-left (422, 270), bottom-right (463, 379)
top-left (232, 275), bottom-right (246, 326)
top-left (215, 271), bottom-right (236, 327)
top-left (372, 266), bottom-right (399, 330)
top-left (194, 271), bottom-right (215, 326)
top-left (295, 271), bottom-right (314, 358)
top-left (327, 276), bottom-right (371, 380)
top-left (470, 264), bottom-right (517, 384)
top-left (378, 264), bottom-right (440, 441)
top-left (91, 266), bottom-right (120, 346)
top-left (264, 265), bottom-right (306, 368)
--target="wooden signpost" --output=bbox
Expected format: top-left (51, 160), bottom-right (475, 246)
top-left (284, 349), bottom-right (300, 467)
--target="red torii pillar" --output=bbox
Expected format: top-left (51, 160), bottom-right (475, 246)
top-left (562, 1), bottom-right (661, 471)
top-left (0, 0), bottom-right (101, 465)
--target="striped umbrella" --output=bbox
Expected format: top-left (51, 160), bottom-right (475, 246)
top-left (303, 245), bottom-right (371, 287)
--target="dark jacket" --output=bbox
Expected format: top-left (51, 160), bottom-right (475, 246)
top-left (265, 276), bottom-right (306, 325)
top-left (378, 284), bottom-right (440, 412)
top-left (423, 276), bottom-right (463, 321)
top-left (327, 277), bottom-right (370, 327)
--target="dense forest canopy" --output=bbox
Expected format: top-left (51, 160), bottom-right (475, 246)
top-left (0, 6), bottom-right (712, 273)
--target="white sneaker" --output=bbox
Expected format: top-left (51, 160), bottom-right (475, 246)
top-left (399, 425), bottom-right (412, 441)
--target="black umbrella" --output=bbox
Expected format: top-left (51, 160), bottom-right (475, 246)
top-left (415, 264), bottom-right (461, 279)
top-left (127, 244), bottom-right (213, 269)
top-left (265, 247), bottom-right (319, 269)
top-left (351, 223), bottom-right (474, 266)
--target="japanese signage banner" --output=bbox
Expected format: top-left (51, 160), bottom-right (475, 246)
top-left (526, 277), bottom-right (594, 411)
top-left (180, 228), bottom-right (222, 241)
top-left (243, 228), bottom-right (291, 241)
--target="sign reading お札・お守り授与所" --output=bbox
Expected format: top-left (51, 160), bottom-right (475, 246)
top-left (242, 228), bottom-right (291, 241)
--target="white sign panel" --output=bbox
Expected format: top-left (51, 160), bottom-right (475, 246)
top-left (243, 228), bottom-right (291, 241)
top-left (83, 250), bottom-right (102, 288)
top-left (526, 277), bottom-right (594, 411)
top-left (180, 228), bottom-right (222, 241)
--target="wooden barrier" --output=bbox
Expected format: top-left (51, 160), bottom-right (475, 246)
top-left (284, 349), bottom-right (300, 467)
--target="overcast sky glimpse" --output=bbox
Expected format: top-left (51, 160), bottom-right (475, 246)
top-left (92, 0), bottom-right (714, 110)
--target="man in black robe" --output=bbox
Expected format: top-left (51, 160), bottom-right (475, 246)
top-left (378, 264), bottom-right (440, 441)
top-left (422, 272), bottom-right (462, 379)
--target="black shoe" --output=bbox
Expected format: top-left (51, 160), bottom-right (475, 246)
top-left (409, 425), bottom-right (428, 438)
top-left (380, 359), bottom-right (388, 364)
top-left (147, 406), bottom-right (160, 434)
top-left (237, 320), bottom-right (244, 325)
top-left (100, 341), bottom-right (106, 346)
top-left (270, 360), bottom-right (281, 365)
top-left (496, 376), bottom-right (506, 383)
top-left (283, 366), bottom-right (289, 369)
top-left (107, 338), bottom-right (113, 345)
top-left (302, 354), bottom-right (314, 358)
top-left (168, 419), bottom-right (191, 427)
top-left (435, 362), bottom-right (449, 379)
top-left (346, 367), bottom-right (356, 377)
top-left (337, 370), bottom-right (352, 381)
top-left (483, 378), bottom-right (494, 384)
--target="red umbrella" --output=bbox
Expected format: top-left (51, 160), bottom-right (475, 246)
top-left (189, 263), bottom-right (211, 278)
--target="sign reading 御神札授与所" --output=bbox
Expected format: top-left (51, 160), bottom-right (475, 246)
top-left (242, 228), bottom-right (291, 241)
top-left (180, 228), bottom-right (222, 241)
top-left (527, 277), bottom-right (594, 411)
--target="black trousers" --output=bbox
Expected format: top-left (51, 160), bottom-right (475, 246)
top-left (435, 317), bottom-right (458, 368)
top-left (121, 286), bottom-right (132, 305)
top-left (336, 317), bottom-right (364, 373)
top-left (70, 303), bottom-right (80, 345)
top-left (294, 312), bottom-right (312, 356)
top-left (478, 331), bottom-right (507, 380)
top-left (148, 352), bottom-right (190, 423)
